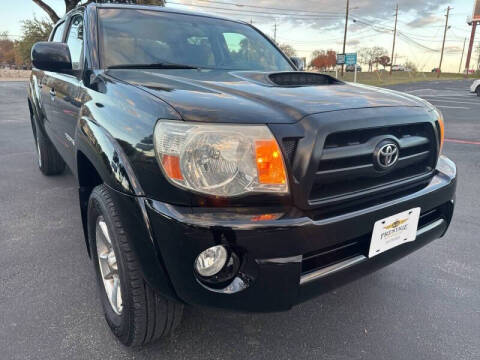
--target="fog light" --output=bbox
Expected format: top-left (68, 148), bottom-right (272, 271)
top-left (195, 245), bottom-right (228, 277)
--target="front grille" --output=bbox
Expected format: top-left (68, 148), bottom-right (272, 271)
top-left (309, 123), bottom-right (437, 207)
top-left (282, 138), bottom-right (298, 164)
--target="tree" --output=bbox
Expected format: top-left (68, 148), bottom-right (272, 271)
top-left (309, 49), bottom-right (336, 71)
top-left (32, 0), bottom-right (165, 23)
top-left (357, 47), bottom-right (388, 71)
top-left (377, 55), bottom-right (390, 69)
top-left (371, 46), bottom-right (388, 70)
top-left (357, 48), bottom-right (371, 69)
top-left (404, 60), bottom-right (418, 72)
top-left (15, 18), bottom-right (53, 66)
top-left (278, 43), bottom-right (296, 57)
top-left (0, 32), bottom-right (16, 65)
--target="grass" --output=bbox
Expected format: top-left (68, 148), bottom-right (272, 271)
top-left (323, 71), bottom-right (479, 87)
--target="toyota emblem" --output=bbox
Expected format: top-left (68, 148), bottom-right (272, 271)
top-left (374, 141), bottom-right (399, 170)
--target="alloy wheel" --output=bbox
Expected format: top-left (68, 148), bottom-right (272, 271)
top-left (96, 216), bottom-right (123, 315)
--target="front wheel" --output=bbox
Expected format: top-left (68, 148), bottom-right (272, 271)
top-left (88, 185), bottom-right (183, 347)
top-left (476, 87), bottom-right (480, 97)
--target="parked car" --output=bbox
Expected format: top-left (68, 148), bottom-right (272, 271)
top-left (432, 68), bottom-right (441, 73)
top-left (392, 65), bottom-right (405, 72)
top-left (346, 64), bottom-right (362, 72)
top-left (28, 3), bottom-right (457, 347)
top-left (471, 79), bottom-right (480, 96)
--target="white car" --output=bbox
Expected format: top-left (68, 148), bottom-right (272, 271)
top-left (471, 79), bottom-right (480, 96)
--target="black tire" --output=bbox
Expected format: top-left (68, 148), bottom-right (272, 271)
top-left (31, 115), bottom-right (65, 175)
top-left (88, 184), bottom-right (183, 347)
top-left (476, 87), bottom-right (480, 97)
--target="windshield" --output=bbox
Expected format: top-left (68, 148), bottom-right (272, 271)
top-left (98, 9), bottom-right (293, 71)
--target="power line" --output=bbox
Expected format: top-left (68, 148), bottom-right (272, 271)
top-left (167, 1), bottom-right (345, 19)
top-left (193, 0), bottom-right (345, 16)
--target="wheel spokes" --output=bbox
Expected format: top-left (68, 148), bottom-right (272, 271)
top-left (96, 216), bottom-right (123, 315)
top-left (98, 220), bottom-right (112, 245)
top-left (111, 276), bottom-right (122, 313)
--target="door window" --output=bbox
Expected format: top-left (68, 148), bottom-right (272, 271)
top-left (51, 22), bottom-right (65, 42)
top-left (66, 15), bottom-right (84, 70)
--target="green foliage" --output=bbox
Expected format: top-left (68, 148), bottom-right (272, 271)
top-left (15, 17), bottom-right (53, 66)
top-left (0, 32), bottom-right (16, 65)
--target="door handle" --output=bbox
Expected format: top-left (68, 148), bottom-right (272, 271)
top-left (49, 89), bottom-right (56, 97)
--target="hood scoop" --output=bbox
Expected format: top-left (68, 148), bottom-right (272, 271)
top-left (268, 72), bottom-right (341, 87)
top-left (230, 71), bottom-right (343, 87)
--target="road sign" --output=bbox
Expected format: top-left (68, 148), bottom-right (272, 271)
top-left (345, 53), bottom-right (357, 65)
top-left (336, 54), bottom-right (345, 65)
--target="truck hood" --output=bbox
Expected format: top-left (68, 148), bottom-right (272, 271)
top-left (107, 69), bottom-right (426, 124)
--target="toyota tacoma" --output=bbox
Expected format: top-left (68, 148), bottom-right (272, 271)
top-left (28, 3), bottom-right (456, 347)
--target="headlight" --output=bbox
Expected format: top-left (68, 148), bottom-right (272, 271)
top-left (153, 121), bottom-right (288, 197)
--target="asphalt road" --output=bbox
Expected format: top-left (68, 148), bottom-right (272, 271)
top-left (0, 79), bottom-right (479, 360)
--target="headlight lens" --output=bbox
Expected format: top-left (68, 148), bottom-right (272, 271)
top-left (153, 121), bottom-right (288, 197)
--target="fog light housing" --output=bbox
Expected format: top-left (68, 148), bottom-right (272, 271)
top-left (195, 245), bottom-right (228, 277)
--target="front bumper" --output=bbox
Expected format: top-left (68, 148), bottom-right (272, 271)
top-left (145, 156), bottom-right (456, 312)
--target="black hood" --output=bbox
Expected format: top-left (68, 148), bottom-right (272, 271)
top-left (107, 69), bottom-right (426, 124)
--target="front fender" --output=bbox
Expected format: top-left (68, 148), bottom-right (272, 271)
top-left (75, 116), bottom-right (143, 196)
top-left (75, 117), bottom-right (179, 300)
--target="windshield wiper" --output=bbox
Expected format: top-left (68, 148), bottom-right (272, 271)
top-left (107, 63), bottom-right (200, 70)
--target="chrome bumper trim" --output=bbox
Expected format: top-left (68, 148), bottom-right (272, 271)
top-left (300, 255), bottom-right (366, 285)
top-left (299, 218), bottom-right (446, 286)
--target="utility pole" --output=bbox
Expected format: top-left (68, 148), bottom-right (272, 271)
top-left (341, 0), bottom-right (350, 76)
top-left (273, 22), bottom-right (277, 43)
top-left (459, 37), bottom-right (467, 73)
top-left (477, 46), bottom-right (480, 71)
top-left (438, 6), bottom-right (451, 78)
top-left (465, 22), bottom-right (478, 77)
top-left (390, 3), bottom-right (399, 75)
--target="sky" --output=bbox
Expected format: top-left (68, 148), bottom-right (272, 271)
top-left (1, 0), bottom-right (479, 72)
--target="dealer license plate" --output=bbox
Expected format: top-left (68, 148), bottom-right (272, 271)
top-left (368, 208), bottom-right (421, 258)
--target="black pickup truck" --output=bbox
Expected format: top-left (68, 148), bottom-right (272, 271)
top-left (28, 3), bottom-right (456, 347)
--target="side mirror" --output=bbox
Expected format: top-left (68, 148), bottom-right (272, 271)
top-left (290, 57), bottom-right (305, 71)
top-left (31, 42), bottom-right (72, 73)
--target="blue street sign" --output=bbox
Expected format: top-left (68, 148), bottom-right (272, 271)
top-left (345, 53), bottom-right (357, 65)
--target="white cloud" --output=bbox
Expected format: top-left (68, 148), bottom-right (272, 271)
top-left (407, 15), bottom-right (442, 28)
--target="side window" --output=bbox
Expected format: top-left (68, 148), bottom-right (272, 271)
top-left (51, 22), bottom-right (65, 42)
top-left (222, 32), bottom-right (282, 71)
top-left (223, 32), bottom-right (247, 54)
top-left (66, 15), bottom-right (84, 71)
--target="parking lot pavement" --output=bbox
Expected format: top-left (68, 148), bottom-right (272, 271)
top-left (1, 80), bottom-right (479, 360)
top-left (388, 79), bottom-right (480, 143)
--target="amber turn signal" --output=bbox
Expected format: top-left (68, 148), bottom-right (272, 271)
top-left (438, 114), bottom-right (445, 151)
top-left (255, 140), bottom-right (287, 185)
top-left (161, 154), bottom-right (183, 180)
